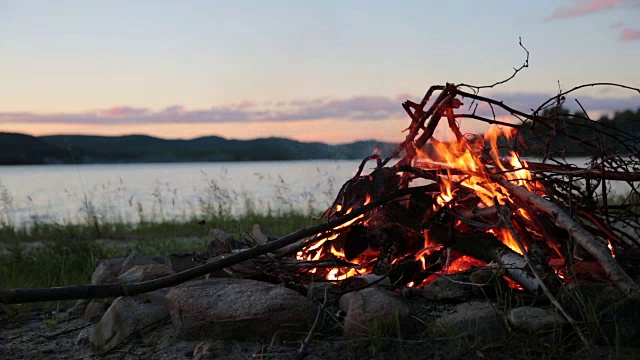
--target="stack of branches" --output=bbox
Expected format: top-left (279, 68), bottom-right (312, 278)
top-left (288, 78), bottom-right (640, 298)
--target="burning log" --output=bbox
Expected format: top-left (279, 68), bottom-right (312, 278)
top-left (492, 174), bottom-right (640, 299)
top-left (426, 223), bottom-right (542, 293)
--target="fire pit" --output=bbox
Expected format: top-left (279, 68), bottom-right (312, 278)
top-left (290, 82), bottom-right (640, 304)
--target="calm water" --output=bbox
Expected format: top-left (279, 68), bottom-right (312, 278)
top-left (0, 160), bottom-right (364, 226)
top-left (0, 158), bottom-right (632, 226)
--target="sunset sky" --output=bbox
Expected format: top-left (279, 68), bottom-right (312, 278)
top-left (1, 0), bottom-right (639, 144)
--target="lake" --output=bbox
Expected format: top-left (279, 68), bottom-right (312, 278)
top-left (0, 158), bottom-right (631, 226)
top-left (0, 160), bottom-right (364, 226)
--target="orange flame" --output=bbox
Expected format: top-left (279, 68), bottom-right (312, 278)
top-left (298, 120), bottom-right (546, 287)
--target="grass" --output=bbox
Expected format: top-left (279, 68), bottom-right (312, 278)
top-left (0, 212), bottom-right (317, 290)
top-left (0, 170), bottom-right (331, 290)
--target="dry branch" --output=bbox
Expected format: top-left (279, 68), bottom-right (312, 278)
top-left (491, 174), bottom-right (640, 300)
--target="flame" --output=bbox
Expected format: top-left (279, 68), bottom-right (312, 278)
top-left (444, 255), bottom-right (485, 273)
top-left (330, 245), bottom-right (345, 258)
top-left (607, 240), bottom-right (616, 258)
top-left (488, 228), bottom-right (524, 255)
top-left (517, 208), bottom-right (532, 221)
top-left (298, 118), bottom-right (547, 288)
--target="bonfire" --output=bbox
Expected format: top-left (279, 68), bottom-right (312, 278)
top-left (289, 82), bottom-right (639, 302)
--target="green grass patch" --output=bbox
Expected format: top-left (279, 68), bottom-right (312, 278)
top-left (0, 212), bottom-right (317, 290)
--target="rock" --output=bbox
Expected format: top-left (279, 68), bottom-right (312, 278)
top-left (74, 327), bottom-right (92, 348)
top-left (83, 301), bottom-right (111, 324)
top-left (91, 258), bottom-right (126, 285)
top-left (251, 224), bottom-right (274, 245)
top-left (90, 291), bottom-right (169, 351)
top-left (149, 254), bottom-right (166, 264)
top-left (421, 276), bottom-right (471, 303)
top-left (165, 252), bottom-right (201, 273)
top-left (559, 282), bottom-right (640, 345)
top-left (120, 251), bottom-right (158, 273)
top-left (193, 341), bottom-right (212, 360)
top-left (206, 229), bottom-right (237, 254)
top-left (91, 252), bottom-right (160, 285)
top-left (339, 287), bottom-right (414, 338)
top-left (431, 301), bottom-right (506, 342)
top-left (68, 299), bottom-right (90, 315)
top-left (193, 341), bottom-right (223, 360)
top-left (166, 278), bottom-right (312, 340)
top-left (469, 269), bottom-right (508, 299)
top-left (508, 306), bottom-right (566, 333)
top-left (117, 264), bottom-right (175, 283)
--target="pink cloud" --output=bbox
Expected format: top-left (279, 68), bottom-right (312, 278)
top-left (545, 0), bottom-right (626, 21)
top-left (621, 27), bottom-right (640, 40)
top-left (1, 92), bottom-right (637, 126)
top-left (609, 21), bottom-right (624, 28)
top-left (96, 106), bottom-right (148, 117)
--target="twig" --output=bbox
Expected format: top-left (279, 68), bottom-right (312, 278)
top-left (298, 286), bottom-right (329, 359)
top-left (458, 36), bottom-right (529, 91)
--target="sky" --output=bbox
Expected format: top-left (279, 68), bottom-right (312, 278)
top-left (0, 0), bottom-right (639, 144)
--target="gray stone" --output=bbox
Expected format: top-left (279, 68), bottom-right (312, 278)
top-left (508, 306), bottom-right (566, 333)
top-left (166, 278), bottom-right (312, 340)
top-left (193, 341), bottom-right (224, 360)
top-left (68, 299), bottom-right (90, 315)
top-left (90, 291), bottom-right (169, 351)
top-left (206, 229), bottom-right (237, 254)
top-left (149, 254), bottom-right (166, 264)
top-left (251, 224), bottom-right (274, 245)
top-left (83, 301), bottom-right (110, 324)
top-left (91, 252), bottom-right (161, 285)
top-left (431, 301), bottom-right (506, 342)
top-left (421, 276), bottom-right (471, 303)
top-left (91, 258), bottom-right (125, 285)
top-left (165, 252), bottom-right (200, 273)
top-left (117, 264), bottom-right (175, 283)
top-left (74, 327), bottom-right (92, 348)
top-left (120, 251), bottom-right (158, 273)
top-left (339, 287), bottom-right (414, 338)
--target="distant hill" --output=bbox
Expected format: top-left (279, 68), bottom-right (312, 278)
top-left (0, 133), bottom-right (398, 165)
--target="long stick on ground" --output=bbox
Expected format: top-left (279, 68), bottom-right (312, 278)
top-left (0, 186), bottom-right (428, 305)
top-left (491, 174), bottom-right (640, 300)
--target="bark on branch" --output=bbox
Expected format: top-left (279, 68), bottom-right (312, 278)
top-left (491, 174), bottom-right (640, 300)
